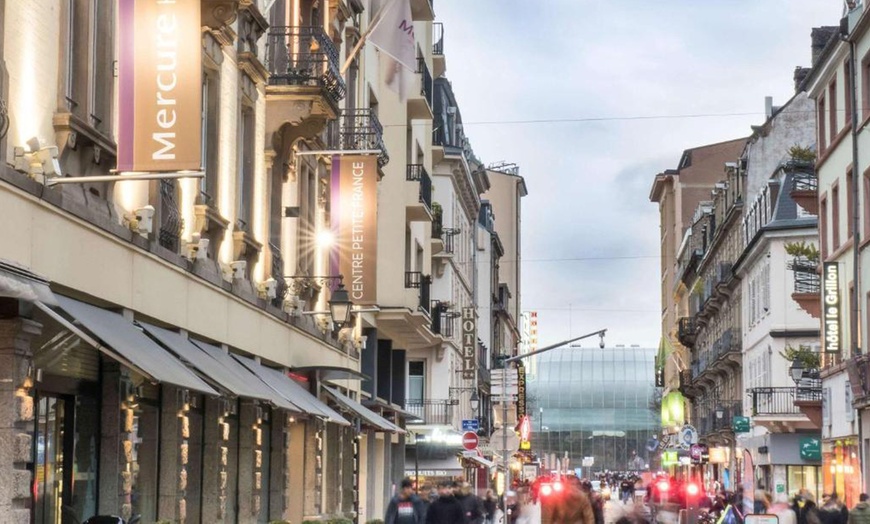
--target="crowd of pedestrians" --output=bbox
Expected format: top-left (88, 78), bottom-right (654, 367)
top-left (386, 478), bottom-right (499, 524)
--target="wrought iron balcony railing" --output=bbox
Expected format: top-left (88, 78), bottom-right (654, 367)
top-left (443, 228), bottom-right (459, 254)
top-left (406, 398), bottom-right (457, 426)
top-left (407, 164), bottom-right (433, 211)
top-left (792, 170), bottom-right (818, 193)
top-left (265, 26), bottom-right (347, 105)
top-left (788, 257), bottom-right (820, 294)
top-left (751, 386), bottom-right (822, 416)
top-left (405, 271), bottom-right (424, 289)
top-left (158, 179), bottom-right (182, 253)
top-left (334, 109), bottom-right (389, 167)
top-left (416, 57), bottom-right (434, 106)
top-left (678, 317), bottom-right (697, 347)
top-left (269, 242), bottom-right (288, 307)
top-left (433, 23), bottom-right (444, 55)
top-left (419, 274), bottom-right (431, 315)
top-left (431, 210), bottom-right (444, 239)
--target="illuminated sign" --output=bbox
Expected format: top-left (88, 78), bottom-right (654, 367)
top-left (118, 0), bottom-right (202, 172)
top-left (462, 308), bottom-right (476, 379)
top-left (516, 361), bottom-right (526, 419)
top-left (332, 155), bottom-right (379, 304)
top-left (823, 262), bottom-right (841, 353)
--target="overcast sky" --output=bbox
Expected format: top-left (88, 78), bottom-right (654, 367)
top-left (433, 1), bottom-right (842, 349)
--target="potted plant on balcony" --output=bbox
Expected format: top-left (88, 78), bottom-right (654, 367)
top-left (785, 241), bottom-right (819, 272)
top-left (780, 344), bottom-right (821, 378)
top-left (785, 144), bottom-right (816, 169)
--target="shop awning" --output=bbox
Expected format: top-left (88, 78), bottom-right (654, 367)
top-left (363, 398), bottom-right (422, 422)
top-left (0, 259), bottom-right (57, 305)
top-left (52, 296), bottom-right (216, 395)
top-left (464, 454), bottom-right (496, 469)
top-left (292, 365), bottom-right (370, 382)
top-left (234, 355), bottom-right (349, 426)
top-left (140, 323), bottom-right (297, 410)
top-left (324, 386), bottom-right (405, 434)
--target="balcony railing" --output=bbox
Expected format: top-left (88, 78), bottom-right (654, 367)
top-left (696, 400), bottom-right (742, 436)
top-left (406, 164), bottom-right (433, 211)
top-left (432, 210), bottom-right (444, 239)
top-left (405, 271), bottom-right (424, 288)
top-left (158, 179), bottom-right (182, 253)
top-left (334, 109), bottom-right (389, 167)
top-left (416, 57), bottom-right (433, 106)
top-left (270, 243), bottom-right (288, 307)
top-left (406, 398), bottom-right (456, 426)
top-left (443, 228), bottom-right (459, 254)
top-left (788, 258), bottom-right (820, 294)
top-left (420, 274), bottom-right (431, 315)
top-left (433, 23), bottom-right (444, 55)
top-left (792, 170), bottom-right (818, 193)
top-left (265, 26), bottom-right (347, 104)
top-left (751, 386), bottom-right (822, 416)
top-left (678, 317), bottom-right (697, 347)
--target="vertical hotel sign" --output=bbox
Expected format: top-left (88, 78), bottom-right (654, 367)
top-left (462, 307), bottom-right (476, 379)
top-left (823, 262), bottom-right (841, 353)
top-left (118, 0), bottom-right (202, 172)
top-left (516, 361), bottom-right (526, 419)
top-left (332, 156), bottom-right (378, 304)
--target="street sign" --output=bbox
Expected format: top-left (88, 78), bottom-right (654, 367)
top-left (678, 424), bottom-right (699, 449)
top-left (462, 419), bottom-right (480, 432)
top-left (462, 431), bottom-right (479, 451)
top-left (490, 427), bottom-right (520, 454)
top-left (582, 457), bottom-right (594, 467)
top-left (733, 416), bottom-right (751, 433)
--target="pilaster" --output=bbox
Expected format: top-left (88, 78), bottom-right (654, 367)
top-left (158, 385), bottom-right (188, 521)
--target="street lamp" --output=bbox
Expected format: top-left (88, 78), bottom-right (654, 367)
top-left (328, 283), bottom-right (353, 327)
top-left (715, 406), bottom-right (724, 419)
top-left (470, 390), bottom-right (480, 414)
top-left (790, 360), bottom-right (805, 384)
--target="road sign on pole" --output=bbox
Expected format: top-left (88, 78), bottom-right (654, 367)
top-left (462, 431), bottom-right (479, 451)
top-left (462, 419), bottom-right (480, 432)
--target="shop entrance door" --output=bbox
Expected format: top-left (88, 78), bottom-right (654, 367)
top-left (34, 395), bottom-right (70, 524)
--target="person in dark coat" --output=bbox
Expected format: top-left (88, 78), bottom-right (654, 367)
top-left (455, 482), bottom-right (484, 524)
top-left (386, 478), bottom-right (426, 524)
top-left (794, 490), bottom-right (822, 524)
top-left (426, 480), bottom-right (467, 524)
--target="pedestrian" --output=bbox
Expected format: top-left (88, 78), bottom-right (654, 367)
top-left (386, 478), bottom-right (426, 524)
top-left (820, 493), bottom-right (849, 524)
top-left (482, 489), bottom-right (498, 524)
top-left (425, 480), bottom-right (467, 524)
top-left (771, 493), bottom-right (797, 524)
top-left (794, 489), bottom-right (822, 524)
top-left (849, 494), bottom-right (870, 524)
top-left (755, 491), bottom-right (772, 514)
top-left (455, 482), bottom-right (484, 524)
top-left (542, 477), bottom-right (596, 524)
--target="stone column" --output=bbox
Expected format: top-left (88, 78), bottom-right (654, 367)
top-left (287, 418), bottom-right (306, 524)
top-left (237, 399), bottom-right (258, 520)
top-left (0, 313), bottom-right (39, 524)
top-left (98, 361), bottom-right (126, 517)
top-left (269, 409), bottom-right (288, 521)
top-left (202, 396), bottom-right (231, 523)
top-left (303, 417), bottom-right (323, 517)
top-left (158, 385), bottom-right (187, 521)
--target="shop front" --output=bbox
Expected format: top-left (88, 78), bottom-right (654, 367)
top-left (742, 433), bottom-right (822, 501)
top-left (823, 438), bottom-right (861, 507)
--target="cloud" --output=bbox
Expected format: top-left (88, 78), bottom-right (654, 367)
top-left (433, 0), bottom-right (841, 347)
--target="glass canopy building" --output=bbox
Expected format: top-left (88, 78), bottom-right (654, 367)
top-left (529, 345), bottom-right (660, 473)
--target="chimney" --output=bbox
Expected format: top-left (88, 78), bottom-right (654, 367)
top-left (764, 96), bottom-right (773, 119)
top-left (811, 26), bottom-right (839, 66)
top-left (794, 67), bottom-right (812, 93)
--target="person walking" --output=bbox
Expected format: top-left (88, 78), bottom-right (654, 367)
top-left (849, 494), bottom-right (870, 524)
top-left (541, 477), bottom-right (596, 524)
top-left (820, 493), bottom-right (849, 524)
top-left (386, 478), bottom-right (426, 524)
top-left (455, 482), bottom-right (484, 524)
top-left (771, 493), bottom-right (798, 524)
top-left (482, 490), bottom-right (498, 524)
top-left (794, 490), bottom-right (822, 524)
top-left (426, 480), bottom-right (467, 524)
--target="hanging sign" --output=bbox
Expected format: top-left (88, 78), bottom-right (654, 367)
top-left (823, 262), bottom-right (841, 353)
top-left (332, 155), bottom-right (379, 304)
top-left (118, 0), bottom-right (202, 172)
top-left (516, 361), bottom-right (527, 419)
top-left (462, 308), bottom-right (476, 379)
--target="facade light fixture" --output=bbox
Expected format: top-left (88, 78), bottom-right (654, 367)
top-left (790, 360), bottom-right (805, 383)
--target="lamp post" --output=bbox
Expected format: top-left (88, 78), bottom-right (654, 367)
top-left (328, 282), bottom-right (353, 327)
top-left (470, 390), bottom-right (480, 415)
top-left (499, 328), bottom-right (606, 512)
top-left (790, 360), bottom-right (805, 384)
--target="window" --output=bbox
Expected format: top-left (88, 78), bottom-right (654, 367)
top-left (848, 169), bottom-right (855, 239)
top-left (833, 183), bottom-right (841, 250)
top-left (236, 105), bottom-right (255, 229)
top-left (830, 80), bottom-right (838, 137)
top-left (846, 59), bottom-right (853, 125)
top-left (60, 0), bottom-right (112, 131)
top-left (408, 361), bottom-right (424, 403)
top-left (819, 96), bottom-right (828, 154)
top-left (201, 70), bottom-right (221, 204)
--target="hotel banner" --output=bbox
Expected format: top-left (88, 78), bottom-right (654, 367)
top-left (118, 0), bottom-right (202, 172)
top-left (823, 262), bottom-right (841, 353)
top-left (331, 155), bottom-right (378, 304)
top-left (462, 307), bottom-right (476, 380)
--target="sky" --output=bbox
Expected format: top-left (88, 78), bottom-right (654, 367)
top-left (433, 0), bottom-right (843, 349)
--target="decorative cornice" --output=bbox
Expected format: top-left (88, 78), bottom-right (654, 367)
top-left (202, 0), bottom-right (240, 46)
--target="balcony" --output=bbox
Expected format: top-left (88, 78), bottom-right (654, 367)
top-left (678, 317), bottom-right (697, 348)
top-left (406, 164), bottom-right (433, 221)
top-left (264, 26), bottom-right (346, 130)
top-left (269, 242), bottom-right (288, 308)
top-left (378, 272), bottom-right (439, 349)
top-left (409, 58), bottom-right (434, 119)
top-left (157, 179), bottom-right (182, 254)
top-left (410, 0), bottom-right (435, 22)
top-left (789, 257), bottom-right (821, 318)
top-left (432, 22), bottom-right (446, 78)
top-left (443, 228), bottom-right (459, 255)
top-left (691, 328), bottom-right (741, 390)
top-left (431, 206), bottom-right (445, 255)
top-left (847, 354), bottom-right (870, 409)
top-left (787, 161), bottom-right (818, 215)
top-left (494, 283), bottom-right (510, 312)
top-left (751, 385), bottom-right (822, 431)
top-left (406, 399), bottom-right (457, 426)
top-left (696, 400), bottom-right (742, 438)
top-left (334, 109), bottom-right (389, 168)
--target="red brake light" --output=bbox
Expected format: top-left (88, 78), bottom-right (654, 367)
top-left (657, 481), bottom-right (670, 492)
top-left (687, 483), bottom-right (700, 496)
top-left (541, 484), bottom-right (553, 496)
top-left (553, 481), bottom-right (564, 492)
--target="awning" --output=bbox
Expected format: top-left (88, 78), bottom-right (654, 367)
top-left (53, 296), bottom-right (216, 395)
top-left (0, 259), bottom-right (57, 305)
top-left (234, 355), bottom-right (349, 426)
top-left (292, 365), bottom-right (370, 382)
top-left (363, 398), bottom-right (422, 422)
top-left (140, 323), bottom-right (297, 410)
top-left (463, 453), bottom-right (495, 469)
top-left (324, 386), bottom-right (405, 434)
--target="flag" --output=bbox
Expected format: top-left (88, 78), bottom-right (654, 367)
top-left (369, 0), bottom-right (416, 98)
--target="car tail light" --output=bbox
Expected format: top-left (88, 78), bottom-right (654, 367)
top-left (553, 481), bottom-right (564, 493)
top-left (541, 484), bottom-right (553, 497)
top-left (687, 483), bottom-right (700, 497)
top-left (657, 480), bottom-right (670, 492)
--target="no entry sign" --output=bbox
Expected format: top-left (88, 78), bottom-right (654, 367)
top-left (462, 431), bottom-right (479, 451)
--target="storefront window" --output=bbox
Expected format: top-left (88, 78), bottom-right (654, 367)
top-left (787, 466), bottom-right (822, 501)
top-left (823, 440), bottom-right (861, 507)
top-left (131, 396), bottom-right (160, 522)
top-left (258, 408), bottom-right (272, 524)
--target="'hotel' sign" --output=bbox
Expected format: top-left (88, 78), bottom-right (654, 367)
top-left (823, 262), bottom-right (841, 353)
top-left (462, 308), bottom-right (476, 380)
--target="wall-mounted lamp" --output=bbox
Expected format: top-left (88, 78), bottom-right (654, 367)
top-left (470, 390), bottom-right (480, 413)
top-left (715, 406), bottom-right (724, 419)
top-left (285, 275), bottom-right (353, 327)
top-left (790, 360), bottom-right (805, 384)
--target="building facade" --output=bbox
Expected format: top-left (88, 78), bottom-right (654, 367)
top-left (0, 0), bottom-right (522, 522)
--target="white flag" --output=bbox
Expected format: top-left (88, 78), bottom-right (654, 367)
top-left (369, 0), bottom-right (416, 72)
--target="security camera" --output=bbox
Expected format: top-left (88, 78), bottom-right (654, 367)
top-left (230, 260), bottom-right (247, 280)
top-left (134, 206), bottom-right (155, 235)
top-left (258, 278), bottom-right (277, 299)
top-left (599, 333), bottom-right (606, 349)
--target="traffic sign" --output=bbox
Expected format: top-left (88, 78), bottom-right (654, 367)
top-left (490, 427), bottom-right (520, 454)
top-left (462, 419), bottom-right (480, 432)
top-left (462, 431), bottom-right (479, 451)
